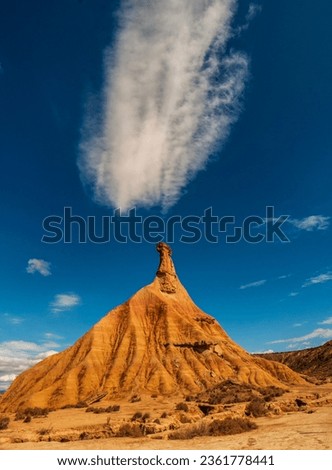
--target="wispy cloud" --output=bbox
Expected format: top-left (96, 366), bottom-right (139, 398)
top-left (278, 274), bottom-right (291, 280)
top-left (319, 317), bottom-right (332, 325)
top-left (236, 3), bottom-right (262, 33)
top-left (0, 340), bottom-right (58, 390)
top-left (240, 279), bottom-right (266, 290)
top-left (80, 0), bottom-right (249, 210)
top-left (290, 215), bottom-right (330, 231)
top-left (50, 293), bottom-right (81, 313)
top-left (26, 258), bottom-right (52, 277)
top-left (44, 332), bottom-right (64, 340)
top-left (302, 272), bottom-right (332, 288)
top-left (289, 292), bottom-right (299, 297)
top-left (268, 328), bottom-right (332, 345)
top-left (286, 341), bottom-right (311, 350)
top-left (1, 313), bottom-right (24, 325)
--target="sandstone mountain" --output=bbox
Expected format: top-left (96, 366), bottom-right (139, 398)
top-left (0, 243), bottom-right (304, 412)
top-left (256, 340), bottom-right (332, 381)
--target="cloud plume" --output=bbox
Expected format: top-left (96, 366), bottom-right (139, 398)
top-left (80, 0), bottom-right (249, 210)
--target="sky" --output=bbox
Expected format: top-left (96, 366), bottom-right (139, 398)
top-left (0, 0), bottom-right (332, 390)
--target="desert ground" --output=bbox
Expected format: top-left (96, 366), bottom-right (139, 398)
top-left (1, 383), bottom-right (331, 450)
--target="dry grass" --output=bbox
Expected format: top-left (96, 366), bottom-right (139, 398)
top-left (37, 427), bottom-right (53, 436)
top-left (169, 417), bottom-right (257, 440)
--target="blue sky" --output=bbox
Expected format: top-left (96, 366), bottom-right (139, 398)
top-left (0, 0), bottom-right (332, 390)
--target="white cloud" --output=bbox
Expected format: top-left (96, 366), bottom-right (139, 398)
top-left (252, 348), bottom-right (274, 354)
top-left (290, 215), bottom-right (330, 231)
top-left (80, 0), bottom-right (249, 210)
top-left (268, 328), bottom-right (332, 345)
top-left (278, 274), bottom-right (291, 279)
top-left (240, 279), bottom-right (266, 290)
top-left (302, 272), bottom-right (332, 288)
top-left (50, 293), bottom-right (81, 313)
top-left (0, 340), bottom-right (58, 390)
top-left (26, 258), bottom-right (52, 277)
top-left (319, 317), bottom-right (332, 325)
top-left (0, 374), bottom-right (16, 383)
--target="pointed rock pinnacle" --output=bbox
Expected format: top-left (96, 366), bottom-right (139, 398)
top-left (156, 242), bottom-right (177, 293)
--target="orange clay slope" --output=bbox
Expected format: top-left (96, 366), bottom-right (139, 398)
top-left (0, 243), bottom-right (305, 412)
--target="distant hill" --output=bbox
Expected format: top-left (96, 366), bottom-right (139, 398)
top-left (255, 341), bottom-right (332, 380)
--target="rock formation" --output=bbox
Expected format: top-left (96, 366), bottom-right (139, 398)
top-left (0, 243), bottom-right (305, 412)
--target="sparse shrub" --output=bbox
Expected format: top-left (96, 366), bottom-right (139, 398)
top-left (116, 423), bottom-right (144, 438)
top-left (245, 398), bottom-right (268, 418)
top-left (129, 394), bottom-right (141, 403)
top-left (207, 417), bottom-right (257, 436)
top-left (106, 405), bottom-right (120, 412)
top-left (91, 407), bottom-right (104, 414)
top-left (0, 416), bottom-right (10, 430)
top-left (196, 380), bottom-right (259, 405)
top-left (259, 386), bottom-right (286, 402)
top-left (151, 394), bottom-right (158, 399)
top-left (85, 405), bottom-right (120, 414)
top-left (175, 403), bottom-right (189, 412)
top-left (15, 407), bottom-right (49, 422)
top-left (142, 412), bottom-right (150, 422)
top-left (75, 401), bottom-right (87, 408)
top-left (185, 395), bottom-right (194, 402)
top-left (131, 411), bottom-right (143, 421)
top-left (27, 407), bottom-right (49, 417)
top-left (15, 410), bottom-right (26, 421)
top-left (160, 412), bottom-right (168, 419)
top-left (168, 417), bottom-right (257, 440)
